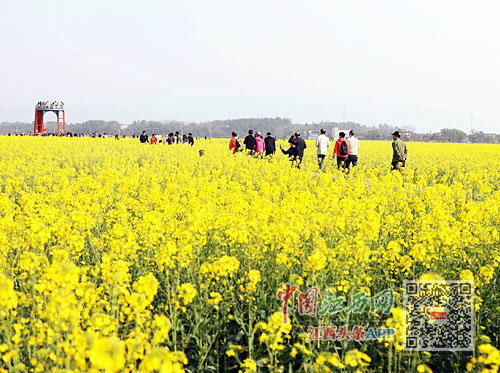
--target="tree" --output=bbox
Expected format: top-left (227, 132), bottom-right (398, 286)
top-left (439, 128), bottom-right (467, 143)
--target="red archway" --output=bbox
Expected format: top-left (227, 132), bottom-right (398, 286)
top-left (34, 102), bottom-right (65, 135)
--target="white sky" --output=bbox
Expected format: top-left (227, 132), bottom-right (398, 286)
top-left (1, 0), bottom-right (499, 133)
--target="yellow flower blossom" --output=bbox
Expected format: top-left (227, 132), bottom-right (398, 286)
top-left (0, 138), bottom-right (497, 372)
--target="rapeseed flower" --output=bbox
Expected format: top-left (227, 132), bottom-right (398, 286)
top-left (0, 137), bottom-right (497, 372)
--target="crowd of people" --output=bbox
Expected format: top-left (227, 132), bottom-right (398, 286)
top-left (229, 130), bottom-right (277, 158)
top-left (139, 131), bottom-right (195, 146)
top-left (9, 132), bottom-right (87, 137)
top-left (36, 101), bottom-right (64, 109)
top-left (12, 127), bottom-right (408, 171)
top-left (229, 129), bottom-right (408, 171)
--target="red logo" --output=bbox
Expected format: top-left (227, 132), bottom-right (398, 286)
top-left (430, 311), bottom-right (447, 320)
top-left (277, 284), bottom-right (299, 324)
top-left (298, 287), bottom-right (319, 317)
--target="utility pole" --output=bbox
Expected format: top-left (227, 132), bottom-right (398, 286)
top-left (469, 113), bottom-right (474, 144)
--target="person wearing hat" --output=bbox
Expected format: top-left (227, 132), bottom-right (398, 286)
top-left (264, 132), bottom-right (276, 157)
top-left (391, 131), bottom-right (408, 170)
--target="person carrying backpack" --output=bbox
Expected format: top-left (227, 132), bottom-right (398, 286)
top-left (229, 132), bottom-right (242, 154)
top-left (333, 132), bottom-right (349, 169)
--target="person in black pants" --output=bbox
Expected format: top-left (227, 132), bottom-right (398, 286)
top-left (294, 132), bottom-right (307, 165)
top-left (243, 130), bottom-right (257, 155)
top-left (264, 132), bottom-right (276, 157)
top-left (139, 131), bottom-right (148, 143)
top-left (280, 139), bottom-right (299, 167)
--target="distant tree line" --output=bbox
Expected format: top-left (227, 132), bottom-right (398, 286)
top-left (0, 118), bottom-right (498, 143)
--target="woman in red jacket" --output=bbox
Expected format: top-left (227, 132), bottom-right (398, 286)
top-left (229, 132), bottom-right (241, 154)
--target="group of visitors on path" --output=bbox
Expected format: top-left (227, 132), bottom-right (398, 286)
top-left (229, 129), bottom-right (407, 171)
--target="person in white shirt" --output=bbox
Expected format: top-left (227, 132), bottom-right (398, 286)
top-left (315, 128), bottom-right (330, 169)
top-left (346, 130), bottom-right (360, 169)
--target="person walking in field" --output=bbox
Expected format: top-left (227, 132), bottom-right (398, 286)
top-left (188, 133), bottom-right (194, 146)
top-left (315, 128), bottom-right (330, 169)
top-left (244, 130), bottom-right (257, 155)
top-left (345, 130), bottom-right (360, 170)
top-left (166, 133), bottom-right (174, 145)
top-left (255, 132), bottom-right (265, 158)
top-left (264, 132), bottom-right (276, 157)
top-left (229, 132), bottom-right (241, 154)
top-left (391, 131), bottom-right (408, 170)
top-left (150, 134), bottom-right (158, 144)
top-left (294, 132), bottom-right (307, 165)
top-left (140, 131), bottom-right (148, 144)
top-left (280, 139), bottom-right (299, 167)
top-left (333, 132), bottom-right (349, 169)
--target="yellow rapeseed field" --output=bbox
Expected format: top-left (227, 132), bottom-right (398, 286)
top-left (0, 136), bottom-right (498, 372)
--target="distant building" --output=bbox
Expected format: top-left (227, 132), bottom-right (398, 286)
top-left (331, 127), bottom-right (349, 139)
top-left (306, 130), bottom-right (320, 140)
top-left (398, 129), bottom-right (412, 141)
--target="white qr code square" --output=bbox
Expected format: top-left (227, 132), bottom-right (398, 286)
top-left (403, 280), bottom-right (474, 351)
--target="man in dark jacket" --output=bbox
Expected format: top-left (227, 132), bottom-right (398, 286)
top-left (187, 133), bottom-right (194, 146)
top-left (243, 130), bottom-right (257, 155)
top-left (264, 132), bottom-right (276, 156)
top-left (139, 131), bottom-right (148, 144)
top-left (280, 139), bottom-right (299, 167)
top-left (294, 132), bottom-right (307, 165)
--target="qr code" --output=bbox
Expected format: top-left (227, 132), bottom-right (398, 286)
top-left (403, 280), bottom-right (474, 351)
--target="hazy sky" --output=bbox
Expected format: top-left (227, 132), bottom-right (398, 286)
top-left (1, 0), bottom-right (499, 133)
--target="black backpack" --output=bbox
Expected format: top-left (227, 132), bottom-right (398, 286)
top-left (340, 141), bottom-right (348, 156)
